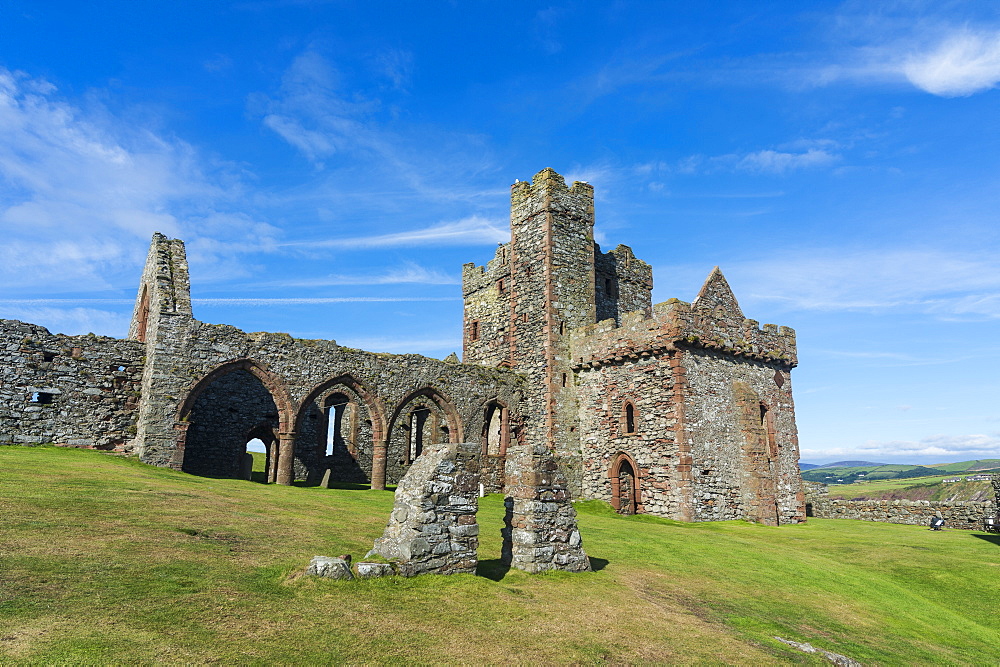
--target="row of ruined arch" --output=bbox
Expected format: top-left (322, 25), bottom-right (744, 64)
top-left (171, 359), bottom-right (511, 489)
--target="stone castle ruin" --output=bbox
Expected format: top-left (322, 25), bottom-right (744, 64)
top-left (1, 167), bottom-right (806, 533)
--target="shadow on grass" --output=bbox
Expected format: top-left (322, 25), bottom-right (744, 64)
top-left (971, 533), bottom-right (1000, 546)
top-left (477, 556), bottom-right (609, 581)
top-left (477, 558), bottom-right (510, 581)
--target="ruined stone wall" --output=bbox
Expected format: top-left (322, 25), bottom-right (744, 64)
top-left (594, 244), bottom-right (653, 325)
top-left (137, 315), bottom-right (524, 485)
top-left (805, 483), bottom-right (994, 530)
top-left (0, 319), bottom-right (143, 449)
top-left (461, 242), bottom-right (511, 368)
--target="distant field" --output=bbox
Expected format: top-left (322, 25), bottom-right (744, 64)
top-left (826, 474), bottom-right (995, 501)
top-left (2, 446), bottom-right (999, 664)
top-left (930, 459), bottom-right (1000, 472)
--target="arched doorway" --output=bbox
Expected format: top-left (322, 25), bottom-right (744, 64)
top-left (609, 453), bottom-right (640, 515)
top-left (245, 423), bottom-right (277, 483)
top-left (177, 360), bottom-right (293, 483)
top-left (295, 375), bottom-right (385, 486)
top-left (481, 400), bottom-right (509, 493)
top-left (383, 387), bottom-right (462, 486)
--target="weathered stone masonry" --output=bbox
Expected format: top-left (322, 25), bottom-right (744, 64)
top-left (464, 169), bottom-right (805, 525)
top-left (805, 482), bottom-right (996, 530)
top-left (3, 167), bottom-right (806, 530)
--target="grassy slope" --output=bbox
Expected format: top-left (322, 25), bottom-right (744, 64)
top-left (930, 459), bottom-right (1000, 472)
top-left (829, 475), bottom-right (995, 501)
top-left (1, 447), bottom-right (999, 665)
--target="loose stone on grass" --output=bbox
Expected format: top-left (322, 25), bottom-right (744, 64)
top-left (305, 556), bottom-right (354, 580)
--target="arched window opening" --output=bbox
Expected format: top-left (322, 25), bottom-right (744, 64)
top-left (324, 392), bottom-right (356, 457)
top-left (385, 387), bottom-right (461, 486)
top-left (407, 407), bottom-right (432, 464)
top-left (483, 403), bottom-right (509, 457)
top-left (622, 401), bottom-right (638, 435)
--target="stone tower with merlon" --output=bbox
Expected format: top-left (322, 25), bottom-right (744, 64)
top-left (465, 167), bottom-right (804, 524)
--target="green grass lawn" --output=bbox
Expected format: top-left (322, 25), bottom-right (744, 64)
top-left (2, 446), bottom-right (999, 664)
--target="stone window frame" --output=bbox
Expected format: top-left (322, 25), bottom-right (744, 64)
top-left (620, 399), bottom-right (639, 436)
top-left (481, 399), bottom-right (510, 458)
top-left (760, 402), bottom-right (778, 460)
top-left (608, 451), bottom-right (641, 514)
top-left (469, 320), bottom-right (480, 342)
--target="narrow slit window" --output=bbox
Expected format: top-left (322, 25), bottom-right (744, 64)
top-left (623, 401), bottom-right (637, 434)
top-left (469, 320), bottom-right (480, 341)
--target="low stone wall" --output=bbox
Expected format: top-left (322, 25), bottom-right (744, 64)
top-left (805, 482), bottom-right (995, 530)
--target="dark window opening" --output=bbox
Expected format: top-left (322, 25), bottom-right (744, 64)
top-left (561, 373), bottom-right (567, 387)
top-left (623, 401), bottom-right (637, 435)
top-left (30, 392), bottom-right (55, 404)
top-left (42, 352), bottom-right (56, 362)
top-left (497, 279), bottom-right (506, 293)
top-left (469, 320), bottom-right (480, 341)
top-left (558, 321), bottom-right (565, 335)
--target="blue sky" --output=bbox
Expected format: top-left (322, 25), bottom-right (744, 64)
top-left (1, 1), bottom-right (998, 465)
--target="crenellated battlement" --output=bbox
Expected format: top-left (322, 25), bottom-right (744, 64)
top-left (461, 243), bottom-right (511, 296)
top-left (511, 167), bottom-right (594, 207)
top-left (570, 271), bottom-right (797, 370)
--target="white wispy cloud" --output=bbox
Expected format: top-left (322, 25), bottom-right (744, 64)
top-left (801, 433), bottom-right (1000, 461)
top-left (0, 67), bottom-right (279, 293)
top-left (902, 29), bottom-right (1000, 96)
top-left (254, 50), bottom-right (504, 205)
top-left (289, 215), bottom-right (508, 249)
top-left (676, 148), bottom-right (839, 175)
top-left (275, 263), bottom-right (458, 287)
top-left (806, 19), bottom-right (1000, 97)
top-left (730, 249), bottom-right (1000, 319)
top-left (0, 307), bottom-right (130, 337)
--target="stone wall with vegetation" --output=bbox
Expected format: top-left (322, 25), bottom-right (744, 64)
top-left (805, 482), bottom-right (995, 530)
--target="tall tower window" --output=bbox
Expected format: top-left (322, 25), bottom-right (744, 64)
top-left (622, 401), bottom-right (638, 435)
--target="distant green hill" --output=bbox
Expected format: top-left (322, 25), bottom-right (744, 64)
top-left (802, 464), bottom-right (943, 485)
top-left (929, 459), bottom-right (1000, 472)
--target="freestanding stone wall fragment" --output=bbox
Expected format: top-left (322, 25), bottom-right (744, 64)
top-left (368, 441), bottom-right (481, 576)
top-left (503, 444), bottom-right (592, 573)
